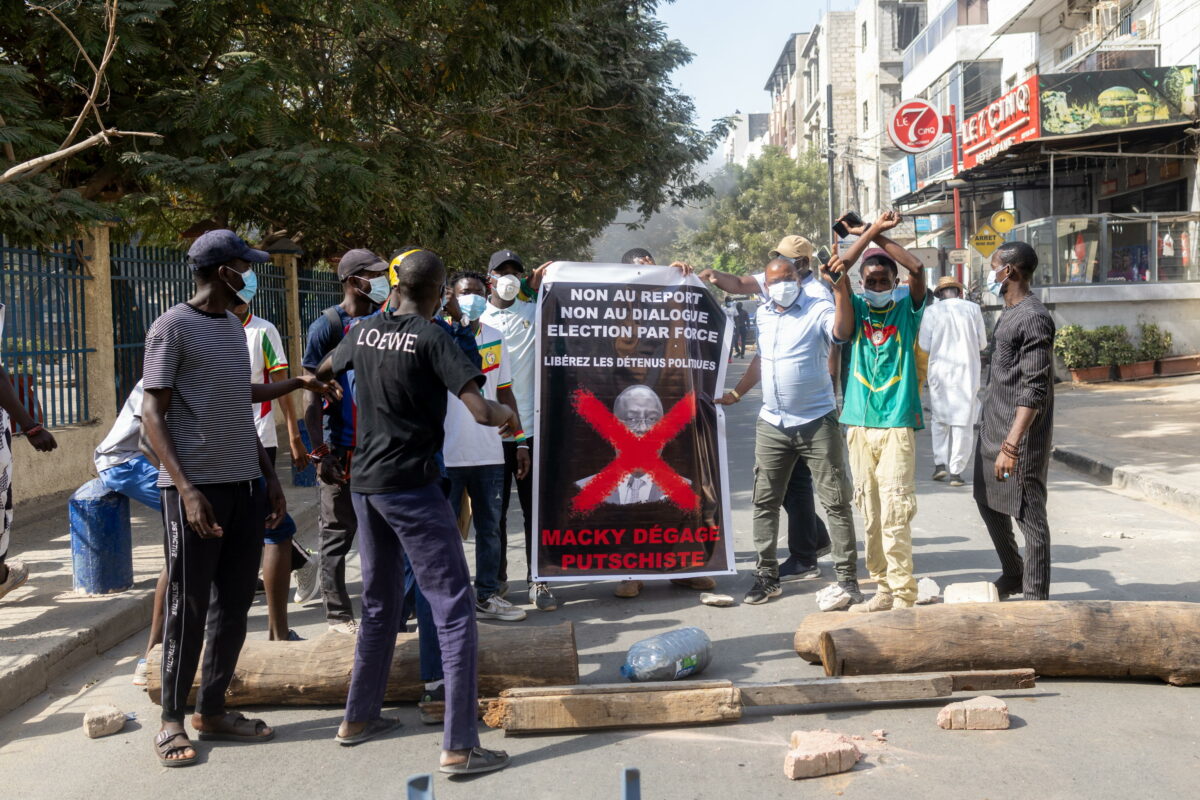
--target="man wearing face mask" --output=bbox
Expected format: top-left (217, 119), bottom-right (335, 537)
top-left (480, 249), bottom-right (557, 611)
top-left (974, 242), bottom-right (1055, 601)
top-left (142, 229), bottom-right (333, 765)
top-left (302, 248), bottom-right (390, 635)
top-left (719, 250), bottom-right (856, 604)
top-left (833, 211), bottom-right (927, 613)
top-left (444, 272), bottom-right (529, 622)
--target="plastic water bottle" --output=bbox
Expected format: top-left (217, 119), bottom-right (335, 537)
top-left (620, 627), bottom-right (713, 682)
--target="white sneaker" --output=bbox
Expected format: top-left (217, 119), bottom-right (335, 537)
top-left (476, 594), bottom-right (527, 621)
top-left (293, 549), bottom-right (320, 604)
top-left (0, 559), bottom-right (29, 600)
top-left (329, 619), bottom-right (360, 635)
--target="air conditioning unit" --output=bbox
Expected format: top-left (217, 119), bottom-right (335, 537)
top-left (1131, 18), bottom-right (1149, 38)
top-left (1058, 10), bottom-right (1089, 29)
top-left (1065, 0), bottom-right (1094, 13)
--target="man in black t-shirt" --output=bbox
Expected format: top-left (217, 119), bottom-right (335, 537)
top-left (318, 249), bottom-right (515, 775)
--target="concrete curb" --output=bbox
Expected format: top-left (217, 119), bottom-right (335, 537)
top-left (0, 492), bottom-right (320, 718)
top-left (1052, 444), bottom-right (1200, 518)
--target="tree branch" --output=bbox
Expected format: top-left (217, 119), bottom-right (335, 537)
top-left (0, 128), bottom-right (160, 184)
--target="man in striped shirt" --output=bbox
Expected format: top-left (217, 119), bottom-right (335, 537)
top-left (442, 272), bottom-right (529, 622)
top-left (142, 229), bottom-right (330, 767)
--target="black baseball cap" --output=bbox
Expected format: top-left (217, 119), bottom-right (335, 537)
top-left (337, 248), bottom-right (387, 280)
top-left (187, 229), bottom-right (270, 270)
top-left (488, 249), bottom-right (524, 272)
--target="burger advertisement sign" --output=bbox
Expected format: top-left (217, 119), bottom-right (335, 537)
top-left (1039, 66), bottom-right (1198, 138)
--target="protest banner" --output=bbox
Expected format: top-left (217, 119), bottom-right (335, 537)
top-left (532, 262), bottom-right (734, 581)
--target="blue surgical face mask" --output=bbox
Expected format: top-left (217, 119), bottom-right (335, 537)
top-left (986, 267), bottom-right (1010, 296)
top-left (364, 275), bottom-right (390, 305)
top-left (227, 267), bottom-right (258, 304)
top-left (862, 288), bottom-right (894, 308)
top-left (459, 293), bottom-right (487, 321)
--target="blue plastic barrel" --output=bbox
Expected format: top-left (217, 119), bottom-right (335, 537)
top-left (293, 427), bottom-right (318, 487)
top-left (69, 478), bottom-right (134, 594)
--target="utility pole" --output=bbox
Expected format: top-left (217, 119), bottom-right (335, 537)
top-left (826, 82), bottom-right (835, 233)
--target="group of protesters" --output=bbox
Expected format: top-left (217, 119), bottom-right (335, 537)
top-left (0, 209), bottom-right (1056, 774)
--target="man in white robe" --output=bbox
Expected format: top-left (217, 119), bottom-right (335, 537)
top-left (919, 276), bottom-right (987, 486)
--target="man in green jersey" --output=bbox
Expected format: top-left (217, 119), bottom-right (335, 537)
top-left (830, 210), bottom-right (927, 612)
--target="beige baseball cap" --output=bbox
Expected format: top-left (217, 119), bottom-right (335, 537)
top-left (769, 235), bottom-right (815, 260)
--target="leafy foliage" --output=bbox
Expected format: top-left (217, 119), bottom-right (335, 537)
top-left (1136, 322), bottom-right (1172, 362)
top-left (677, 147), bottom-right (828, 273)
top-left (1054, 324), bottom-right (1099, 369)
top-left (0, 0), bottom-right (725, 262)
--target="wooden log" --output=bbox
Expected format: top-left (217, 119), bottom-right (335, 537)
top-left (483, 670), bottom-right (1035, 734)
top-left (801, 601), bottom-right (1200, 686)
top-left (146, 622), bottom-right (579, 706)
top-left (483, 681), bottom-right (742, 733)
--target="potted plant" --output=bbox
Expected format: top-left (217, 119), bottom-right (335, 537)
top-left (1133, 322), bottom-right (1172, 378)
top-left (1159, 353), bottom-right (1200, 377)
top-left (1094, 325), bottom-right (1139, 381)
top-left (1054, 324), bottom-right (1110, 382)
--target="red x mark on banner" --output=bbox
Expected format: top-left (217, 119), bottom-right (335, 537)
top-left (571, 388), bottom-right (699, 513)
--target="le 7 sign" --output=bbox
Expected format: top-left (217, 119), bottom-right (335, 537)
top-left (888, 99), bottom-right (946, 154)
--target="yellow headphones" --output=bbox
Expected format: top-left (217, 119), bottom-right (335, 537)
top-left (388, 248), bottom-right (423, 287)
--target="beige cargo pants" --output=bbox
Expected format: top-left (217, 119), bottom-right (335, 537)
top-left (846, 426), bottom-right (918, 606)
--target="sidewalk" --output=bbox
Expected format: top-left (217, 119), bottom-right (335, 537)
top-left (1052, 373), bottom-right (1200, 518)
top-left (0, 480), bottom-right (320, 717)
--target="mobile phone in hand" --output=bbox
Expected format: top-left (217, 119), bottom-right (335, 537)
top-left (832, 211), bottom-right (864, 238)
top-left (816, 247), bottom-right (832, 265)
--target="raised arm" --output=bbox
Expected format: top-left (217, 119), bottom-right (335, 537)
top-left (870, 211), bottom-right (925, 307)
top-left (457, 381), bottom-right (516, 436)
top-left (821, 242), bottom-right (856, 343)
top-left (697, 269), bottom-right (762, 296)
top-left (251, 374), bottom-right (331, 403)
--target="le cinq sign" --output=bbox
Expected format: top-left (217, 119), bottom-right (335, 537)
top-left (887, 98), bottom-right (945, 153)
top-left (960, 76), bottom-right (1041, 170)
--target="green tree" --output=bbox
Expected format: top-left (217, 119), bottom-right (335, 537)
top-left (679, 146), bottom-right (828, 273)
top-left (0, 0), bottom-right (725, 264)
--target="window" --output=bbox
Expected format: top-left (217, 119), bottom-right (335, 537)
top-left (863, 101), bottom-right (869, 132)
top-left (1058, 42), bottom-right (1075, 64)
top-left (960, 0), bottom-right (988, 26)
top-left (961, 60), bottom-right (1002, 117)
top-left (895, 4), bottom-right (924, 51)
top-left (862, 22), bottom-right (868, 52)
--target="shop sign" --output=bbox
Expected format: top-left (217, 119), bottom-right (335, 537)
top-left (961, 76), bottom-right (1041, 170)
top-left (948, 248), bottom-right (971, 264)
top-left (1100, 178), bottom-right (1119, 196)
top-left (1128, 169), bottom-right (1147, 188)
top-left (914, 217), bottom-right (932, 233)
top-left (970, 224), bottom-right (1004, 258)
top-left (1040, 66), bottom-right (1198, 138)
top-left (888, 99), bottom-right (946, 154)
top-left (888, 156), bottom-right (917, 200)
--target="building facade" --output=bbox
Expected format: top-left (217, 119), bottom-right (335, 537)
top-left (723, 112), bottom-right (770, 167)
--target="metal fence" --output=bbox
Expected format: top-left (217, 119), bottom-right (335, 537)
top-left (254, 260), bottom-right (290, 356)
top-left (298, 265), bottom-right (342, 341)
top-left (0, 237), bottom-right (94, 428)
top-left (109, 243), bottom-right (194, 409)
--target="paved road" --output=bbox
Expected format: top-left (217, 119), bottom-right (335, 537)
top-left (2, 359), bottom-right (1198, 799)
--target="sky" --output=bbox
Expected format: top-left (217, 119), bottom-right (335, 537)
top-left (655, 0), bottom-right (858, 130)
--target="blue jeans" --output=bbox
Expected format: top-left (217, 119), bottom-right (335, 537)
top-left (98, 455), bottom-right (161, 511)
top-left (401, 554), bottom-right (443, 683)
top-left (348, 485), bottom-right (479, 750)
top-left (445, 464), bottom-right (504, 602)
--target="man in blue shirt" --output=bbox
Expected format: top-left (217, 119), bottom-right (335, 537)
top-left (719, 253), bottom-right (857, 605)
top-left (302, 248), bottom-right (390, 634)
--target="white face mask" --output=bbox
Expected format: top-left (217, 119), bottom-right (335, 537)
top-left (493, 273), bottom-right (521, 302)
top-left (862, 288), bottom-right (894, 308)
top-left (364, 275), bottom-right (390, 304)
top-left (986, 267), bottom-right (1010, 296)
top-left (767, 280), bottom-right (799, 308)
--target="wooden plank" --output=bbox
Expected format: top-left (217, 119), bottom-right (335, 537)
top-left (499, 680), bottom-right (733, 699)
top-left (484, 686), bottom-right (742, 733)
top-left (738, 674), bottom-right (952, 706)
top-left (738, 669), bottom-right (1035, 707)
